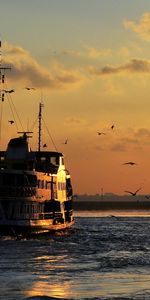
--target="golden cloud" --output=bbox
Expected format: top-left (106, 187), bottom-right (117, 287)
top-left (65, 117), bottom-right (88, 125)
top-left (110, 127), bottom-right (150, 152)
top-left (2, 42), bottom-right (84, 90)
top-left (135, 128), bottom-right (150, 138)
top-left (89, 58), bottom-right (150, 76)
top-left (110, 143), bottom-right (127, 152)
top-left (62, 46), bottom-right (112, 59)
top-left (124, 12), bottom-right (150, 41)
top-left (84, 46), bottom-right (112, 59)
top-left (62, 50), bottom-right (81, 57)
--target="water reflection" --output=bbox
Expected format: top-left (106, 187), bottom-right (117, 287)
top-left (25, 280), bottom-right (71, 299)
top-left (1, 216), bottom-right (150, 299)
top-left (25, 271), bottom-right (150, 299)
top-left (34, 254), bottom-right (68, 264)
top-left (0, 238), bottom-right (73, 299)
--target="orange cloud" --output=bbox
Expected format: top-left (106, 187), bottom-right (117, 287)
top-left (62, 46), bottom-right (112, 59)
top-left (135, 128), bottom-right (150, 138)
top-left (124, 12), bottom-right (150, 41)
top-left (2, 42), bottom-right (84, 90)
top-left (62, 50), bottom-right (82, 57)
top-left (89, 58), bottom-right (150, 76)
top-left (90, 126), bottom-right (150, 154)
top-left (110, 128), bottom-right (150, 152)
top-left (110, 143), bottom-right (127, 152)
top-left (65, 117), bottom-right (88, 126)
top-left (83, 46), bottom-right (112, 59)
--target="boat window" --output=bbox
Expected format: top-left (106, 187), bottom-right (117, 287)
top-left (51, 156), bottom-right (59, 166)
top-left (66, 178), bottom-right (73, 197)
top-left (34, 204), bottom-right (39, 213)
top-left (41, 157), bottom-right (46, 162)
top-left (31, 204), bottom-right (35, 213)
top-left (38, 180), bottom-right (44, 189)
top-left (46, 181), bottom-right (51, 189)
top-left (38, 203), bottom-right (43, 213)
top-left (25, 174), bottom-right (37, 186)
top-left (38, 180), bottom-right (41, 188)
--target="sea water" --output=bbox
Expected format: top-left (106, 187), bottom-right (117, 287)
top-left (0, 211), bottom-right (150, 300)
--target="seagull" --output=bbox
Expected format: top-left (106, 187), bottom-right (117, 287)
top-left (63, 138), bottom-right (68, 145)
top-left (97, 132), bottom-right (106, 135)
top-left (123, 162), bottom-right (137, 166)
top-left (124, 187), bottom-right (142, 196)
top-left (8, 120), bottom-right (14, 124)
top-left (3, 89), bottom-right (15, 93)
top-left (43, 143), bottom-right (47, 148)
top-left (24, 87), bottom-right (35, 90)
top-left (110, 124), bottom-right (115, 130)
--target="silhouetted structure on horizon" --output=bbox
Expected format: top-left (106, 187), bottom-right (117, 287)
top-left (73, 193), bottom-right (150, 210)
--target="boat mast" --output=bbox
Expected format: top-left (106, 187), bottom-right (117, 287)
top-left (0, 40), bottom-right (11, 101)
top-left (0, 40), bottom-right (11, 148)
top-left (38, 102), bottom-right (44, 152)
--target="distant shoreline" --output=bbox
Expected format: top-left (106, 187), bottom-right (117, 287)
top-left (73, 201), bottom-right (150, 210)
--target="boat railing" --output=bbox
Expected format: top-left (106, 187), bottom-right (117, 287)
top-left (12, 212), bottom-right (54, 220)
top-left (39, 212), bottom-right (54, 219)
top-left (0, 185), bottom-right (36, 197)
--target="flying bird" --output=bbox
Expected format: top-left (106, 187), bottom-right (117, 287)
top-left (63, 138), bottom-right (68, 144)
top-left (3, 89), bottom-right (15, 93)
top-left (24, 87), bottom-right (35, 90)
top-left (124, 187), bottom-right (142, 196)
top-left (123, 162), bottom-right (137, 166)
top-left (110, 124), bottom-right (115, 130)
top-left (8, 120), bottom-right (14, 124)
top-left (97, 132), bottom-right (106, 135)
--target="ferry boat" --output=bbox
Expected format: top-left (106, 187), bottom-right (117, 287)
top-left (0, 44), bottom-right (74, 237)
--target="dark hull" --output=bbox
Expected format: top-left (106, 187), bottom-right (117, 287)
top-left (0, 219), bottom-right (75, 238)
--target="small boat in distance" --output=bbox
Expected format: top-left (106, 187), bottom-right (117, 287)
top-left (0, 44), bottom-right (74, 237)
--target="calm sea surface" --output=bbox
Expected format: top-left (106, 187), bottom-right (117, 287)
top-left (1, 210), bottom-right (150, 300)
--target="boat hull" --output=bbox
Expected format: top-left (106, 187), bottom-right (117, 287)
top-left (0, 219), bottom-right (75, 237)
top-left (0, 130), bottom-right (75, 238)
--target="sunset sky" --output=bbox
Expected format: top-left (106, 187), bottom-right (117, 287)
top-left (1, 0), bottom-right (150, 195)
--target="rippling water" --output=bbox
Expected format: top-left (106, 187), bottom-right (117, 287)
top-left (1, 211), bottom-right (150, 300)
